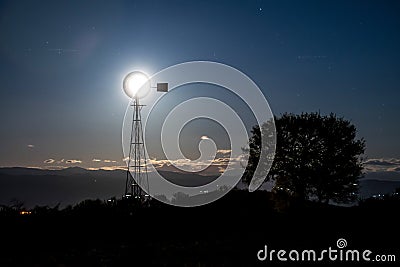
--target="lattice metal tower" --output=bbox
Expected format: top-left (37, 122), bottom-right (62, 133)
top-left (125, 95), bottom-right (150, 200)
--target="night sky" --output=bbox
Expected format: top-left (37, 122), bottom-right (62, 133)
top-left (0, 0), bottom-right (399, 169)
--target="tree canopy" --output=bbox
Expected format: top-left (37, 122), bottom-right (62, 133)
top-left (243, 113), bottom-right (365, 204)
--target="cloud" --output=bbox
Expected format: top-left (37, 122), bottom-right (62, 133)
top-left (65, 159), bottom-right (82, 164)
top-left (44, 158), bottom-right (82, 164)
top-left (44, 159), bottom-right (55, 164)
top-left (42, 165), bottom-right (67, 170)
top-left (104, 160), bottom-right (117, 163)
top-left (99, 166), bottom-right (126, 171)
top-left (213, 157), bottom-right (230, 163)
top-left (364, 159), bottom-right (398, 166)
top-left (87, 165), bottom-right (127, 171)
top-left (92, 158), bottom-right (117, 163)
top-left (148, 153), bottom-right (246, 175)
top-left (364, 158), bottom-right (400, 172)
top-left (217, 149), bottom-right (231, 155)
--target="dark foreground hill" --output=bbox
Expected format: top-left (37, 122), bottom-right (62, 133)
top-left (0, 189), bottom-right (399, 266)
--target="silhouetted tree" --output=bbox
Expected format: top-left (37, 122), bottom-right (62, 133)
top-left (243, 113), bottom-right (365, 204)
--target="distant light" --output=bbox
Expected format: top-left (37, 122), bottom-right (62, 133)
top-left (20, 211), bottom-right (31, 215)
top-left (123, 71), bottom-right (150, 99)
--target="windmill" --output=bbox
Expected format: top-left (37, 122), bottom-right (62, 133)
top-left (122, 71), bottom-right (168, 202)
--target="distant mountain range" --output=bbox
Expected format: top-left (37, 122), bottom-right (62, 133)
top-left (360, 171), bottom-right (400, 198)
top-left (0, 167), bottom-right (221, 208)
top-left (0, 167), bottom-right (399, 207)
top-left (0, 167), bottom-right (125, 208)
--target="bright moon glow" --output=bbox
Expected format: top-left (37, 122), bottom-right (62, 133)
top-left (123, 71), bottom-right (150, 98)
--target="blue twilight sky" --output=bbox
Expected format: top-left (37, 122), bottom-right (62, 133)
top-left (0, 0), bottom-right (399, 169)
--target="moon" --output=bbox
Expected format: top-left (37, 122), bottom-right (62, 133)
top-left (122, 71), bottom-right (150, 99)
